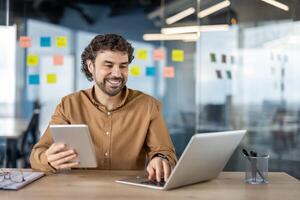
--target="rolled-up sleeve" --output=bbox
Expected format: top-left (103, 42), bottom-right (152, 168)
top-left (30, 99), bottom-right (70, 173)
top-left (146, 101), bottom-right (177, 167)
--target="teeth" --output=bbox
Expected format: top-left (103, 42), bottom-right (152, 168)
top-left (107, 79), bottom-right (121, 85)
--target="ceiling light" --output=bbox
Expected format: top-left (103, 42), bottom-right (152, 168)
top-left (166, 7), bottom-right (196, 25)
top-left (198, 0), bottom-right (231, 18)
top-left (261, 0), bottom-right (289, 11)
top-left (143, 33), bottom-right (199, 41)
top-left (161, 24), bottom-right (229, 34)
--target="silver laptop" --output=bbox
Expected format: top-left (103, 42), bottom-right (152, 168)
top-left (116, 130), bottom-right (246, 190)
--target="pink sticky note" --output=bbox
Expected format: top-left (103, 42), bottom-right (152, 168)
top-left (19, 36), bottom-right (32, 48)
top-left (154, 49), bottom-right (165, 61)
top-left (53, 55), bottom-right (64, 65)
top-left (163, 66), bottom-right (175, 78)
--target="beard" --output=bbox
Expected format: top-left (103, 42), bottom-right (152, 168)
top-left (96, 75), bottom-right (127, 96)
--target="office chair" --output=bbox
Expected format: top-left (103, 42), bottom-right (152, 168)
top-left (17, 103), bottom-right (41, 168)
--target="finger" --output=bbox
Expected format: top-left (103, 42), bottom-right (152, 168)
top-left (155, 160), bottom-right (163, 182)
top-left (47, 149), bottom-right (76, 163)
top-left (56, 161), bottom-right (80, 170)
top-left (147, 165), bottom-right (155, 180)
top-left (46, 143), bottom-right (66, 155)
top-left (51, 153), bottom-right (78, 167)
top-left (162, 160), bottom-right (171, 181)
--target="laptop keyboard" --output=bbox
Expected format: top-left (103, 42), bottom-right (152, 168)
top-left (140, 180), bottom-right (165, 187)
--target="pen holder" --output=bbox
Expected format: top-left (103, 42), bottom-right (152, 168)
top-left (245, 154), bottom-right (269, 184)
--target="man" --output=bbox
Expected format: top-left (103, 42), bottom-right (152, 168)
top-left (30, 34), bottom-right (177, 182)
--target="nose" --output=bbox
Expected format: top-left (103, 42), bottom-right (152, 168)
top-left (111, 66), bottom-right (121, 77)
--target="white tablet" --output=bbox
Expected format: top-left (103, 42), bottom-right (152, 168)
top-left (49, 124), bottom-right (98, 168)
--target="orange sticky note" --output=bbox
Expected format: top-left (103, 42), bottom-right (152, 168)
top-left (27, 54), bottom-right (39, 66)
top-left (19, 36), bottom-right (32, 48)
top-left (172, 49), bottom-right (184, 62)
top-left (47, 74), bottom-right (57, 84)
top-left (137, 49), bottom-right (148, 60)
top-left (154, 49), bottom-right (164, 61)
top-left (129, 66), bottom-right (141, 76)
top-left (163, 66), bottom-right (175, 78)
top-left (53, 55), bottom-right (64, 65)
top-left (56, 36), bottom-right (68, 48)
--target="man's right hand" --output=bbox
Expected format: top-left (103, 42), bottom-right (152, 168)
top-left (45, 143), bottom-right (79, 170)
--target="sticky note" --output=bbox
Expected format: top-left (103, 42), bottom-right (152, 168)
top-left (222, 54), bottom-right (226, 63)
top-left (172, 49), bottom-right (184, 62)
top-left (137, 49), bottom-right (148, 60)
top-left (163, 66), bottom-right (175, 78)
top-left (154, 49), bottom-right (164, 61)
top-left (210, 53), bottom-right (216, 63)
top-left (27, 54), bottom-right (39, 66)
top-left (56, 36), bottom-right (68, 48)
top-left (40, 36), bottom-right (51, 47)
top-left (53, 55), bottom-right (64, 65)
top-left (146, 67), bottom-right (156, 76)
top-left (226, 70), bottom-right (232, 79)
top-left (129, 66), bottom-right (141, 76)
top-left (19, 36), bottom-right (31, 48)
top-left (28, 74), bottom-right (40, 85)
top-left (47, 74), bottom-right (57, 84)
top-left (216, 70), bottom-right (222, 79)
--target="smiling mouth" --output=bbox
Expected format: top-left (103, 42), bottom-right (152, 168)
top-left (106, 79), bottom-right (122, 87)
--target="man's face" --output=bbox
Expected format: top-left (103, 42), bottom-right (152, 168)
top-left (88, 50), bottom-right (129, 96)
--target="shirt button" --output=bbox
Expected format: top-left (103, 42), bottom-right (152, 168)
top-left (105, 152), bottom-right (109, 157)
top-left (106, 131), bottom-right (110, 135)
top-left (107, 112), bottom-right (111, 116)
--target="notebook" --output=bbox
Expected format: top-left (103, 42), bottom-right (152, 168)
top-left (0, 171), bottom-right (45, 190)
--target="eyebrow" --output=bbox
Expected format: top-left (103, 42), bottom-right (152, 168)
top-left (104, 60), bottom-right (129, 65)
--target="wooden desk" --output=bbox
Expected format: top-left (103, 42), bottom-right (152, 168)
top-left (1, 170), bottom-right (299, 200)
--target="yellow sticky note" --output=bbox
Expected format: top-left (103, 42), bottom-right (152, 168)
top-left (172, 49), bottom-right (184, 62)
top-left (47, 74), bottom-right (57, 84)
top-left (56, 36), bottom-right (68, 48)
top-left (130, 66), bottom-right (141, 76)
top-left (27, 54), bottom-right (39, 66)
top-left (137, 49), bottom-right (148, 60)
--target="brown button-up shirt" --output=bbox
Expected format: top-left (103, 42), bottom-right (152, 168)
top-left (30, 86), bottom-right (177, 173)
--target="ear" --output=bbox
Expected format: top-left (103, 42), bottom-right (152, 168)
top-left (86, 59), bottom-right (94, 74)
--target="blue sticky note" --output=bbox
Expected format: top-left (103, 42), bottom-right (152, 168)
top-left (146, 67), bottom-right (156, 76)
top-left (40, 37), bottom-right (51, 47)
top-left (28, 74), bottom-right (40, 85)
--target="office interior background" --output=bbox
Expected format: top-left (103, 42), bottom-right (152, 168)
top-left (0, 0), bottom-right (299, 179)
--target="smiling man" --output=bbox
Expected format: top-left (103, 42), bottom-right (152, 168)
top-left (30, 34), bottom-right (177, 182)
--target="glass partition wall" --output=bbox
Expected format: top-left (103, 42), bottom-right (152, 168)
top-left (153, 0), bottom-right (300, 179)
top-left (195, 0), bottom-right (300, 178)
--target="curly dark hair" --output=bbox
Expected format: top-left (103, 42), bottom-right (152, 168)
top-left (81, 34), bottom-right (135, 81)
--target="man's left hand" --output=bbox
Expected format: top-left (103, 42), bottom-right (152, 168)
top-left (146, 156), bottom-right (171, 182)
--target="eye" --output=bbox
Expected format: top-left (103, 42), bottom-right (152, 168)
top-left (120, 65), bottom-right (128, 69)
top-left (104, 64), bottom-right (113, 68)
